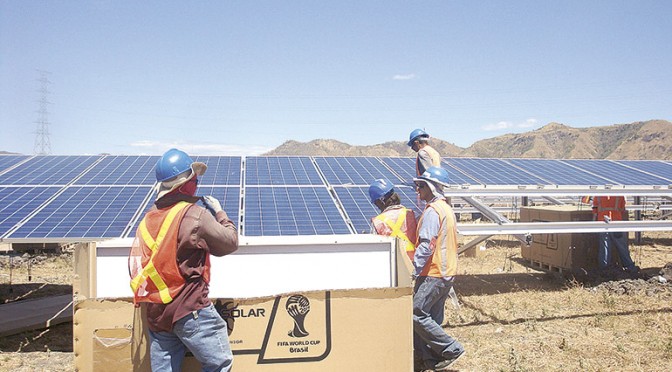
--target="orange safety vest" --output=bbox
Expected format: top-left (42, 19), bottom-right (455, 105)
top-left (372, 206), bottom-right (418, 261)
top-left (593, 196), bottom-right (626, 221)
top-left (416, 145), bottom-right (441, 176)
top-left (417, 198), bottom-right (458, 278)
top-left (129, 201), bottom-right (208, 304)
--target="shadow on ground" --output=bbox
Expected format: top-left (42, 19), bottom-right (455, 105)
top-left (0, 322), bottom-right (72, 352)
top-left (0, 283), bottom-right (72, 303)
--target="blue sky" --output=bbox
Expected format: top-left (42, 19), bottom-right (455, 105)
top-left (1, 1), bottom-right (670, 156)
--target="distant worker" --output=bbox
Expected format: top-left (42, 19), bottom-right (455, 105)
top-left (592, 195), bottom-right (639, 274)
top-left (408, 128), bottom-right (441, 177)
top-left (369, 178), bottom-right (418, 262)
top-left (412, 166), bottom-right (465, 371)
top-left (129, 148), bottom-right (238, 371)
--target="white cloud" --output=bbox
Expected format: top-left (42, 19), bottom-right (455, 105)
top-left (481, 118), bottom-right (540, 131)
top-left (482, 121), bottom-right (513, 131)
top-left (519, 118), bottom-right (538, 128)
top-left (392, 73), bottom-right (416, 80)
top-left (129, 140), bottom-right (272, 156)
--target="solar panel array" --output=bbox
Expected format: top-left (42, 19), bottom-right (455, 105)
top-left (0, 154), bottom-right (669, 241)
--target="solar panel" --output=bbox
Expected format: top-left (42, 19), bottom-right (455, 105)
top-left (314, 157), bottom-right (402, 185)
top-left (0, 155), bottom-right (101, 186)
top-left (614, 160), bottom-right (672, 183)
top-left (333, 186), bottom-right (423, 234)
top-left (0, 187), bottom-right (61, 237)
top-left (445, 158), bottom-right (548, 185)
top-left (127, 186), bottom-right (240, 237)
top-left (243, 187), bottom-right (351, 236)
top-left (8, 186), bottom-right (151, 239)
top-left (381, 157), bottom-right (481, 185)
top-left (193, 156), bottom-right (242, 186)
top-left (245, 157), bottom-right (323, 185)
top-left (74, 155), bottom-right (159, 185)
top-left (0, 155), bottom-right (30, 173)
top-left (562, 160), bottom-right (670, 185)
top-left (505, 159), bottom-right (612, 185)
top-left (380, 157), bottom-right (417, 184)
top-left (197, 187), bottom-right (240, 227)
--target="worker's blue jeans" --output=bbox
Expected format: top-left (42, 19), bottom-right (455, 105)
top-left (148, 303), bottom-right (233, 372)
top-left (413, 276), bottom-right (464, 369)
top-left (598, 232), bottom-right (636, 270)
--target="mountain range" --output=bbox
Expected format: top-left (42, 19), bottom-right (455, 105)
top-left (264, 120), bottom-right (671, 160)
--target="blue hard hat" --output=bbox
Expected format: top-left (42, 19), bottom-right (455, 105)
top-left (407, 128), bottom-right (429, 146)
top-left (415, 166), bottom-right (450, 187)
top-left (368, 178), bottom-right (394, 204)
top-left (155, 148), bottom-right (195, 182)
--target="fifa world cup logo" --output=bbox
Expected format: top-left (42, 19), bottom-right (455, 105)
top-left (286, 295), bottom-right (310, 338)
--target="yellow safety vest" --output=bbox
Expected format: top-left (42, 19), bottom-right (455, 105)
top-left (372, 206), bottom-right (417, 261)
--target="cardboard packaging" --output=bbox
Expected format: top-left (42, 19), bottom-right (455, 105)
top-left (73, 236), bottom-right (414, 371)
top-left (520, 205), bottom-right (599, 272)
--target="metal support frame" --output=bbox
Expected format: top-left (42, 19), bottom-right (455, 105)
top-left (542, 196), bottom-right (566, 205)
top-left (457, 220), bottom-right (672, 235)
top-left (460, 196), bottom-right (528, 245)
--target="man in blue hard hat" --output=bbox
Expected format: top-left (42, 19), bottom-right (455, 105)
top-left (407, 128), bottom-right (441, 177)
top-left (412, 166), bottom-right (465, 371)
top-left (129, 148), bottom-right (238, 371)
top-left (368, 178), bottom-right (418, 263)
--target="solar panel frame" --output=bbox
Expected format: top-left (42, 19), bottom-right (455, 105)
top-left (381, 157), bottom-right (481, 186)
top-left (445, 158), bottom-right (548, 185)
top-left (333, 185), bottom-right (423, 234)
top-left (193, 156), bottom-right (242, 186)
top-left (0, 186), bottom-right (62, 237)
top-left (7, 186), bottom-right (152, 239)
top-left (243, 186), bottom-right (351, 236)
top-left (314, 156), bottom-right (403, 185)
top-left (0, 155), bottom-right (102, 186)
top-left (613, 160), bottom-right (672, 182)
top-left (245, 156), bottom-right (323, 185)
top-left (505, 158), bottom-right (613, 185)
top-left (74, 155), bottom-right (159, 185)
top-left (380, 157), bottom-right (417, 184)
top-left (562, 159), bottom-right (670, 185)
top-left (0, 155), bottom-right (30, 174)
top-left (127, 186), bottom-right (240, 237)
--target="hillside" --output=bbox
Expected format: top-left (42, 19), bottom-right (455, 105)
top-left (264, 120), bottom-right (672, 159)
top-left (264, 138), bottom-right (463, 157)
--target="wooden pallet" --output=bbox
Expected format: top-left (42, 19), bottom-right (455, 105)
top-left (528, 260), bottom-right (566, 274)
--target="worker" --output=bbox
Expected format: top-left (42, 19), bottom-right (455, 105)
top-left (369, 178), bottom-right (418, 262)
top-left (129, 148), bottom-right (238, 371)
top-left (592, 195), bottom-right (639, 274)
top-left (407, 128), bottom-right (441, 177)
top-left (412, 166), bottom-right (465, 371)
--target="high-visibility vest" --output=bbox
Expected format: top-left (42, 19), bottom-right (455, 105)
top-left (593, 196), bottom-right (626, 221)
top-left (372, 206), bottom-right (418, 261)
top-left (416, 198), bottom-right (458, 278)
top-left (416, 145), bottom-right (441, 176)
top-left (129, 201), bottom-right (208, 304)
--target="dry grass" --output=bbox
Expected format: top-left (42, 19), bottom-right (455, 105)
top-left (0, 234), bottom-right (671, 371)
top-left (448, 233), bottom-right (672, 371)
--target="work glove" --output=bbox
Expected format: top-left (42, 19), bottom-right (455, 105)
top-left (201, 196), bottom-right (223, 216)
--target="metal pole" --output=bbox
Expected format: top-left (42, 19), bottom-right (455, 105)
top-left (634, 196), bottom-right (642, 243)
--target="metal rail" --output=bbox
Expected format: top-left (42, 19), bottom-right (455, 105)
top-left (457, 220), bottom-right (672, 235)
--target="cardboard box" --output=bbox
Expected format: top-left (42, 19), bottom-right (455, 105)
top-left (520, 205), bottom-right (599, 272)
top-left (73, 235), bottom-right (414, 371)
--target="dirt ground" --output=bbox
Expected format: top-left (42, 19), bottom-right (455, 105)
top-left (1, 233), bottom-right (671, 371)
